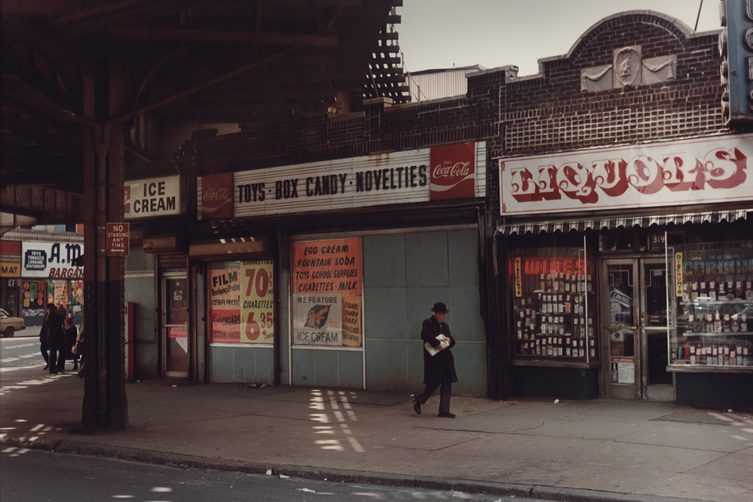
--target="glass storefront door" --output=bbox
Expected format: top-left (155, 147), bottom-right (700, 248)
top-left (603, 258), bottom-right (673, 400)
top-left (162, 272), bottom-right (189, 377)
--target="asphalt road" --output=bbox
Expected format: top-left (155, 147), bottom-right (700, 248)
top-left (0, 449), bottom-right (533, 502)
top-left (0, 336), bottom-right (45, 370)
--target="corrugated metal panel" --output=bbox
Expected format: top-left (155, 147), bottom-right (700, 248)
top-left (198, 142), bottom-right (487, 219)
top-left (407, 68), bottom-right (474, 101)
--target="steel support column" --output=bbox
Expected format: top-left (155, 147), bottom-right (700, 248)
top-left (81, 59), bottom-right (128, 432)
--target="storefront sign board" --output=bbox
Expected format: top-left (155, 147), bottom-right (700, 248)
top-left (22, 241), bottom-right (84, 279)
top-left (0, 261), bottom-right (20, 278)
top-left (675, 252), bottom-right (684, 297)
top-left (500, 134), bottom-right (753, 215)
top-left (429, 142), bottom-right (476, 200)
top-left (611, 356), bottom-right (635, 384)
top-left (124, 175), bottom-right (182, 219)
top-left (239, 260), bottom-right (274, 344)
top-left (208, 267), bottom-right (241, 343)
top-left (291, 238), bottom-right (363, 347)
top-left (198, 142), bottom-right (486, 219)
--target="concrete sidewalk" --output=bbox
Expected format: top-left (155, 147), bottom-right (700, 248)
top-left (1, 369), bottom-right (752, 502)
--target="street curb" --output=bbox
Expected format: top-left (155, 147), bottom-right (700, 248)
top-left (0, 434), bottom-right (704, 502)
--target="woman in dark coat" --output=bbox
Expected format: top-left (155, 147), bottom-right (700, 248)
top-left (412, 302), bottom-right (458, 418)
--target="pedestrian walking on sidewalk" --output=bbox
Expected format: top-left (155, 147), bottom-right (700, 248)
top-left (63, 317), bottom-right (78, 371)
top-left (39, 304), bottom-right (54, 370)
top-left (412, 302), bottom-right (457, 418)
top-left (47, 304), bottom-right (66, 374)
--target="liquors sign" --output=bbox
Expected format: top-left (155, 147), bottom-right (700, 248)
top-left (500, 134), bottom-right (753, 215)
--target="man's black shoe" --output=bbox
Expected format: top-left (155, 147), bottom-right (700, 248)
top-left (438, 412), bottom-right (456, 418)
top-left (412, 397), bottom-right (421, 415)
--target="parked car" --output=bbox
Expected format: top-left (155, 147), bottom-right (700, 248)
top-left (0, 308), bottom-right (25, 337)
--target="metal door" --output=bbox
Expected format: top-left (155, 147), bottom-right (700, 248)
top-left (161, 271), bottom-right (189, 377)
top-left (602, 258), bottom-right (673, 400)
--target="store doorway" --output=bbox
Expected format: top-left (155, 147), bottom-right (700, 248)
top-left (161, 271), bottom-right (189, 378)
top-left (602, 258), bottom-right (673, 400)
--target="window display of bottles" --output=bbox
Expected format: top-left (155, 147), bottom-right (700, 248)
top-left (672, 247), bottom-right (753, 369)
top-left (513, 270), bottom-right (596, 361)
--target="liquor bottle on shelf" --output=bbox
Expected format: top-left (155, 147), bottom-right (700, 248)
top-left (709, 281), bottom-right (717, 301)
top-left (714, 311), bottom-right (722, 333)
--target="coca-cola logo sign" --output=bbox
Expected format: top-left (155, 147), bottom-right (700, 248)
top-left (430, 143), bottom-right (476, 201)
top-left (201, 173), bottom-right (233, 219)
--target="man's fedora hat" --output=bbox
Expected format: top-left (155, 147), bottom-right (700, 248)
top-left (431, 302), bottom-right (449, 314)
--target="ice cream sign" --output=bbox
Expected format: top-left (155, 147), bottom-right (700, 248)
top-left (124, 175), bottom-right (183, 219)
top-left (500, 134), bottom-right (753, 215)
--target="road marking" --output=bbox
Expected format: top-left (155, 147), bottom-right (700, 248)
top-left (0, 342), bottom-right (37, 350)
top-left (1, 353), bottom-right (38, 364)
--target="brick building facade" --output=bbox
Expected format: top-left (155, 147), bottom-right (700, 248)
top-left (127, 11), bottom-right (753, 406)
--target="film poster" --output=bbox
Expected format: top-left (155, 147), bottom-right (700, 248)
top-left (292, 238), bottom-right (362, 347)
top-left (208, 267), bottom-right (241, 343)
top-left (239, 260), bottom-right (274, 344)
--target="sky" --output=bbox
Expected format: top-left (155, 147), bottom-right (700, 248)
top-left (398, 0), bottom-right (720, 76)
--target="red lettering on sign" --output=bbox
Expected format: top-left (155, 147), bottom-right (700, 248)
top-left (509, 147), bottom-right (748, 204)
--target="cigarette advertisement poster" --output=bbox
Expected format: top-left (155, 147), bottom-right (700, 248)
top-left (292, 238), bottom-right (362, 347)
top-left (208, 267), bottom-right (241, 343)
top-left (239, 260), bottom-right (275, 344)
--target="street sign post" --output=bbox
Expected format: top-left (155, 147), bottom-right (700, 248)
top-left (106, 222), bottom-right (130, 257)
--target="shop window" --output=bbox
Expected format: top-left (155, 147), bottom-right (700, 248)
top-left (509, 241), bottom-right (596, 362)
top-left (291, 238), bottom-right (363, 348)
top-left (670, 241), bottom-right (753, 368)
top-left (207, 260), bottom-right (275, 345)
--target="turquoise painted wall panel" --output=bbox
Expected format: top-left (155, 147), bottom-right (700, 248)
top-left (210, 347), bottom-right (235, 382)
top-left (406, 232), bottom-right (448, 287)
top-left (125, 276), bottom-right (154, 343)
top-left (279, 270), bottom-right (290, 384)
top-left (313, 350), bottom-right (340, 387)
top-left (291, 350), bottom-right (317, 386)
top-left (338, 351), bottom-right (364, 389)
top-left (448, 286), bottom-right (485, 342)
top-left (406, 286), bottom-right (449, 340)
top-left (451, 342), bottom-right (488, 396)
top-left (449, 229), bottom-right (479, 285)
top-left (365, 339), bottom-right (407, 390)
top-left (234, 347), bottom-right (257, 382)
top-left (364, 287), bottom-right (407, 340)
top-left (364, 234), bottom-right (406, 287)
top-left (254, 348), bottom-right (275, 383)
top-left (406, 340), bottom-right (424, 387)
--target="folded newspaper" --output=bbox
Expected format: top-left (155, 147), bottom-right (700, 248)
top-left (424, 334), bottom-right (450, 357)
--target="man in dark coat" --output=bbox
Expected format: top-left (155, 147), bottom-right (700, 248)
top-left (39, 304), bottom-right (53, 370)
top-left (412, 302), bottom-right (458, 418)
top-left (47, 304), bottom-right (66, 374)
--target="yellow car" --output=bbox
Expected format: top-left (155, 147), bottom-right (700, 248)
top-left (0, 308), bottom-right (25, 337)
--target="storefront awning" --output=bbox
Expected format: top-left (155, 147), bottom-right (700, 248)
top-left (498, 209), bottom-right (752, 236)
